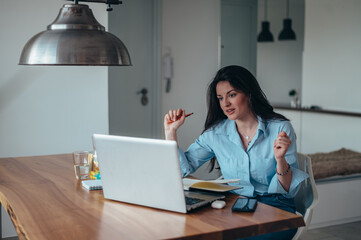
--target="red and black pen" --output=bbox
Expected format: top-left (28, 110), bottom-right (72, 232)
top-left (168, 112), bottom-right (194, 124)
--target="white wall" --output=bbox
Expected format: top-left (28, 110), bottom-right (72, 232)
top-left (272, 0), bottom-right (361, 155)
top-left (274, 109), bottom-right (302, 150)
top-left (295, 0), bottom-right (361, 153)
top-left (276, 109), bottom-right (361, 154)
top-left (303, 0), bottom-right (361, 112)
top-left (0, 0), bottom-right (109, 237)
top-left (161, 0), bottom-right (220, 150)
top-left (257, 0), bottom-right (304, 105)
top-left (301, 112), bottom-right (361, 153)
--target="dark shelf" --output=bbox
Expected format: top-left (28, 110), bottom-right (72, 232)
top-left (273, 105), bottom-right (361, 118)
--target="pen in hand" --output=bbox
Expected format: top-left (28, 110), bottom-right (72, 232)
top-left (168, 113), bottom-right (194, 124)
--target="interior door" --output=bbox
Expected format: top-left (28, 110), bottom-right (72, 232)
top-left (108, 0), bottom-right (161, 138)
top-left (220, 0), bottom-right (257, 75)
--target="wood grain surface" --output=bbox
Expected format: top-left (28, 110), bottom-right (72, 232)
top-left (0, 154), bottom-right (304, 240)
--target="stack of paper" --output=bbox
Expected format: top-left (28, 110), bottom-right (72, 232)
top-left (182, 178), bottom-right (241, 192)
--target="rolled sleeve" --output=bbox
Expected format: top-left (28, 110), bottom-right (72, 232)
top-left (178, 147), bottom-right (192, 177)
top-left (268, 166), bottom-right (309, 198)
top-left (178, 135), bottom-right (215, 177)
top-left (267, 120), bottom-right (309, 198)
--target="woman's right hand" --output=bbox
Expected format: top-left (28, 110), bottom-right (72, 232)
top-left (164, 108), bottom-right (186, 140)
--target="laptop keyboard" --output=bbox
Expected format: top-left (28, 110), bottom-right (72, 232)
top-left (185, 196), bottom-right (204, 205)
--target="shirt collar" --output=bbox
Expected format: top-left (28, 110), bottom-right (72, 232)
top-left (257, 116), bottom-right (266, 137)
top-left (213, 119), bottom-right (235, 136)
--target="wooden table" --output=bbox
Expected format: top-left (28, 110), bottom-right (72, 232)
top-left (0, 154), bottom-right (305, 240)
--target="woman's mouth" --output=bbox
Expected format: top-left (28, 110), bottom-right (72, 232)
top-left (225, 108), bottom-right (235, 115)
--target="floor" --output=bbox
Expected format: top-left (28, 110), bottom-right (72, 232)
top-left (3, 221), bottom-right (361, 240)
top-left (301, 221), bottom-right (361, 240)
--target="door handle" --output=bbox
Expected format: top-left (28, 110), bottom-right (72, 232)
top-left (137, 88), bottom-right (148, 106)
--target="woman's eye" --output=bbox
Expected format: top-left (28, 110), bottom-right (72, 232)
top-left (229, 93), bottom-right (236, 97)
top-left (217, 97), bottom-right (223, 101)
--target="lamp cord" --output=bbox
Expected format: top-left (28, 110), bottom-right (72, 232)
top-left (264, 0), bottom-right (268, 20)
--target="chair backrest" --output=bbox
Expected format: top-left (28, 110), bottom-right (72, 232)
top-left (294, 153), bottom-right (319, 217)
top-left (292, 153), bottom-right (320, 240)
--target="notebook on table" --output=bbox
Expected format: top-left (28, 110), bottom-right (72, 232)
top-left (92, 134), bottom-right (225, 213)
top-left (82, 180), bottom-right (102, 190)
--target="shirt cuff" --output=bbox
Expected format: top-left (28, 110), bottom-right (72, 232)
top-left (268, 166), bottom-right (309, 198)
top-left (178, 147), bottom-right (192, 177)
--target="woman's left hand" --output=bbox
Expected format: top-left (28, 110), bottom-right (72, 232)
top-left (273, 131), bottom-right (292, 161)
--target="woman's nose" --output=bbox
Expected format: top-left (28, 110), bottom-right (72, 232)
top-left (223, 98), bottom-right (230, 107)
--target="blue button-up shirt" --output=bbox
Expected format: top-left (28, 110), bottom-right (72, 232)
top-left (178, 117), bottom-right (309, 198)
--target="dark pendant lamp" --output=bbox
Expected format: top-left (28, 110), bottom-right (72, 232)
top-left (278, 0), bottom-right (296, 40)
top-left (257, 0), bottom-right (274, 42)
top-left (19, 0), bottom-right (131, 66)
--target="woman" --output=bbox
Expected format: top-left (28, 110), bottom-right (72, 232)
top-left (164, 65), bottom-right (308, 240)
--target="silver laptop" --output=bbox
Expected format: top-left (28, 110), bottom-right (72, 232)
top-left (92, 134), bottom-right (225, 213)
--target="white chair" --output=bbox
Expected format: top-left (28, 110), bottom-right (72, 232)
top-left (292, 153), bottom-right (319, 240)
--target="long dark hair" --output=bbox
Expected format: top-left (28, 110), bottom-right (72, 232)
top-left (204, 65), bottom-right (288, 171)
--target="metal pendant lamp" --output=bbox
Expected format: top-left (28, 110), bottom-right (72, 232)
top-left (278, 0), bottom-right (296, 41)
top-left (257, 0), bottom-right (274, 42)
top-left (19, 0), bottom-right (131, 66)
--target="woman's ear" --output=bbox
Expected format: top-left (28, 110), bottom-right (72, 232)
top-left (248, 93), bottom-right (252, 105)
